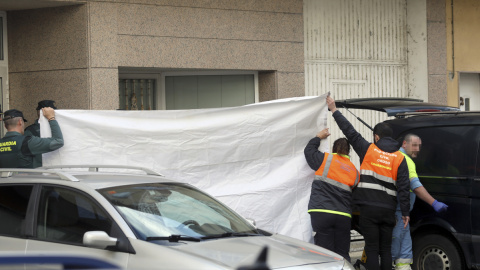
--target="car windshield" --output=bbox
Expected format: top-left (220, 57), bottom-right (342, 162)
top-left (99, 183), bottom-right (257, 240)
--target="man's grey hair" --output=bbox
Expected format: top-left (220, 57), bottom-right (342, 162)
top-left (4, 117), bottom-right (21, 129)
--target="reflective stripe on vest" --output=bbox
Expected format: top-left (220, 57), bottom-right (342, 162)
top-left (360, 169), bottom-right (396, 186)
top-left (395, 258), bottom-right (413, 265)
top-left (314, 153), bottom-right (359, 192)
top-left (359, 144), bottom-right (405, 197)
top-left (314, 175), bottom-right (352, 192)
top-left (356, 182), bottom-right (397, 196)
top-left (308, 209), bottom-right (352, 218)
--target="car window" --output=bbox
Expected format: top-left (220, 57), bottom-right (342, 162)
top-left (399, 126), bottom-right (478, 177)
top-left (0, 185), bottom-right (33, 237)
top-left (36, 186), bottom-right (113, 245)
top-left (99, 183), bottom-right (257, 240)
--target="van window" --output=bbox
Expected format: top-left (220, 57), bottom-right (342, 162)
top-left (399, 126), bottom-right (478, 177)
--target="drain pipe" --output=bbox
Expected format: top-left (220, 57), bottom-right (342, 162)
top-left (449, 0), bottom-right (455, 80)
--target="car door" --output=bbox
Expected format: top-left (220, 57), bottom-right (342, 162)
top-left (405, 126), bottom-right (475, 233)
top-left (473, 144), bottom-right (480, 264)
top-left (25, 185), bottom-right (129, 267)
top-left (0, 184), bottom-right (34, 252)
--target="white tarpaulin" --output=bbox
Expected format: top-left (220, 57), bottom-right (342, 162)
top-left (41, 94), bottom-right (329, 242)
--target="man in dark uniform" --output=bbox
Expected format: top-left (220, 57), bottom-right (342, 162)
top-left (327, 95), bottom-right (410, 270)
top-left (0, 108), bottom-right (64, 168)
top-left (24, 100), bottom-right (57, 167)
top-left (25, 100), bottom-right (57, 137)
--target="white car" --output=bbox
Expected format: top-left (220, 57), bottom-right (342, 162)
top-left (0, 166), bottom-right (355, 270)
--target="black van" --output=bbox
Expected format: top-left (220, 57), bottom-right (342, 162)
top-left (336, 98), bottom-right (480, 270)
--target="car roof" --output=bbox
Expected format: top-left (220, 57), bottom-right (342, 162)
top-left (67, 173), bottom-right (178, 190)
top-left (335, 98), bottom-right (460, 117)
top-left (0, 166), bottom-right (182, 190)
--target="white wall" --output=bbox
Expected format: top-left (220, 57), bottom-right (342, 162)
top-left (406, 0), bottom-right (428, 102)
top-left (304, 0), bottom-right (428, 166)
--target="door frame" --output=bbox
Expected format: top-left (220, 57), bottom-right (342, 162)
top-left (0, 11), bottom-right (8, 135)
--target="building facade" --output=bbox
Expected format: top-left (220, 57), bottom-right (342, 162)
top-left (2, 0), bottom-right (305, 123)
top-left (446, 0), bottom-right (480, 111)
top-left (0, 0), bottom-right (478, 128)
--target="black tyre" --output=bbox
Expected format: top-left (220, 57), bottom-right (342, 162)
top-left (412, 234), bottom-right (464, 270)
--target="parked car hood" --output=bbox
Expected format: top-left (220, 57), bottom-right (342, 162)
top-left (172, 234), bottom-right (345, 269)
top-left (335, 98), bottom-right (459, 117)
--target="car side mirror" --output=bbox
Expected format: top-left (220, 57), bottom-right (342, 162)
top-left (83, 231), bottom-right (118, 249)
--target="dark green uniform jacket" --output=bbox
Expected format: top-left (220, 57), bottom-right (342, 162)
top-left (24, 120), bottom-right (42, 167)
top-left (0, 120), bottom-right (64, 168)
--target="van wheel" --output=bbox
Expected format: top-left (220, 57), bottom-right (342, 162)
top-left (412, 234), bottom-right (464, 270)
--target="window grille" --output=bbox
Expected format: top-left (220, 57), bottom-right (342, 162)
top-left (119, 79), bottom-right (155, 110)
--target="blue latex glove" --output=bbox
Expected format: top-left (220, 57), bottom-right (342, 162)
top-left (432, 200), bottom-right (448, 213)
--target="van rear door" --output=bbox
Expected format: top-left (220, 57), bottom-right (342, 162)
top-left (335, 98), bottom-right (460, 117)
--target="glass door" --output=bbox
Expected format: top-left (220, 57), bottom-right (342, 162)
top-left (459, 73), bottom-right (480, 111)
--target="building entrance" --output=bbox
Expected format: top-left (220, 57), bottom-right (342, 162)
top-left (459, 73), bottom-right (480, 111)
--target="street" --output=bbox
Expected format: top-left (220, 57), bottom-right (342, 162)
top-left (349, 231), bottom-right (364, 265)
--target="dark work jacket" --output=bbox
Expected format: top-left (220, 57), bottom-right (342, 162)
top-left (332, 110), bottom-right (410, 216)
top-left (0, 120), bottom-right (64, 168)
top-left (304, 137), bottom-right (359, 217)
top-left (24, 120), bottom-right (40, 137)
top-left (0, 134), bottom-right (32, 168)
top-left (24, 120), bottom-right (42, 167)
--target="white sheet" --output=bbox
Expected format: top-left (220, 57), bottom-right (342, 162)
top-left (41, 94), bottom-right (329, 242)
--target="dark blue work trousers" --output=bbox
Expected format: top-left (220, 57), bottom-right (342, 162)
top-left (359, 205), bottom-right (396, 270)
top-left (310, 211), bottom-right (352, 262)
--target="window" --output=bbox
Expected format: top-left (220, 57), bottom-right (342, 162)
top-left (119, 71), bottom-right (258, 110)
top-left (119, 79), bottom-right (156, 110)
top-left (0, 185), bottom-right (33, 237)
top-left (36, 186), bottom-right (113, 245)
top-left (400, 126), bottom-right (479, 177)
top-left (165, 75), bottom-right (255, 109)
top-left (99, 183), bottom-right (256, 241)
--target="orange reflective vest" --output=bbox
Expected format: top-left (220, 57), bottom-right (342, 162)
top-left (356, 144), bottom-right (405, 202)
top-left (308, 153), bottom-right (359, 217)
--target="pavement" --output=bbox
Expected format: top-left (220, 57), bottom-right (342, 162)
top-left (349, 230), bottom-right (365, 266)
top-left (310, 230), bottom-right (365, 266)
